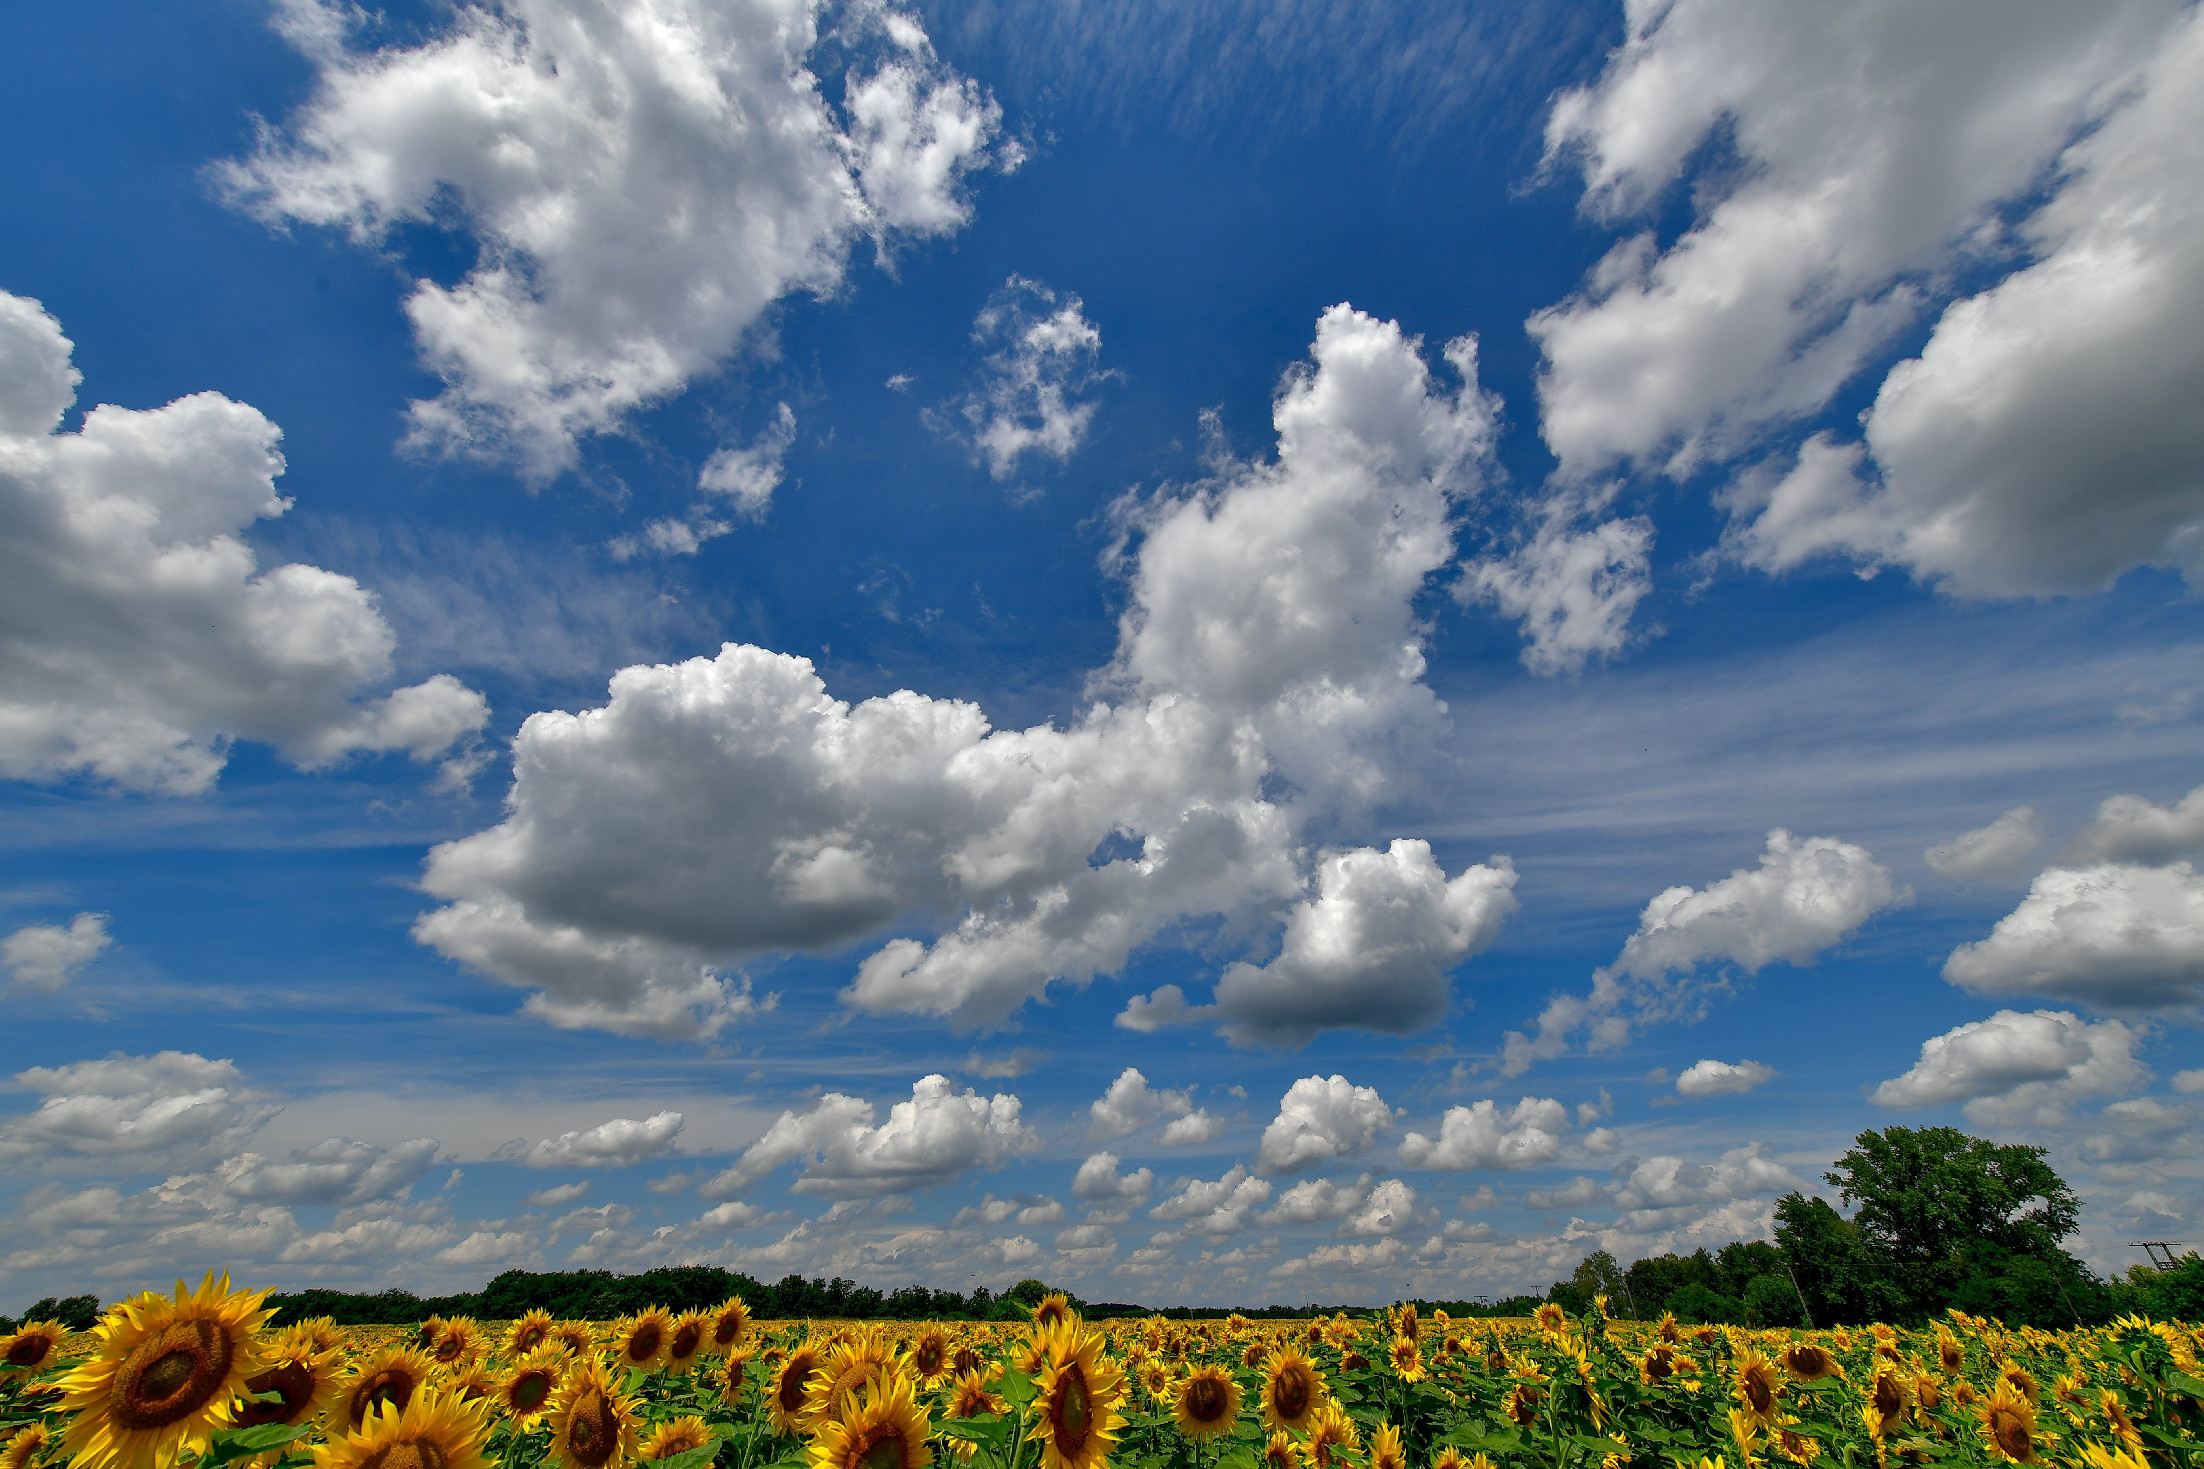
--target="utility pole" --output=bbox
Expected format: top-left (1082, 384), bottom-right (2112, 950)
top-left (1783, 1258), bottom-right (1814, 1330)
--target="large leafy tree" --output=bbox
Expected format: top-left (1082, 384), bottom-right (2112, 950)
top-left (1827, 1125), bottom-right (2079, 1262)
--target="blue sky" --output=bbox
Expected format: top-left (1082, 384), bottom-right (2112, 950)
top-left (3, 0), bottom-right (2203, 1309)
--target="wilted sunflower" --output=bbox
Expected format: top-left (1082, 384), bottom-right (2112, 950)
top-left (809, 1373), bottom-right (930, 1469)
top-left (1172, 1365), bottom-right (1239, 1442)
top-left (704, 1298), bottom-right (751, 1359)
top-left (339, 1345), bottom-right (439, 1429)
top-left (1027, 1323), bottom-right (1127, 1469)
top-left (613, 1311), bottom-right (673, 1375)
top-left (548, 1357), bottom-right (639, 1469)
top-left (508, 1311), bottom-right (557, 1359)
top-left (663, 1314), bottom-right (709, 1377)
top-left (947, 1371), bottom-right (1003, 1420)
top-left (1389, 1335), bottom-right (1423, 1384)
top-left (1369, 1423), bottom-right (1407, 1469)
top-left (909, 1328), bottom-right (951, 1385)
top-left (313, 1388), bottom-right (491, 1469)
top-left (770, 1344), bottom-right (825, 1437)
top-left (1032, 1295), bottom-right (1077, 1334)
top-left (1304, 1402), bottom-right (1360, 1469)
top-left (1978, 1381), bottom-right (2041, 1465)
top-left (3, 1426), bottom-right (51, 1469)
top-left (1734, 1349), bottom-right (1781, 1427)
top-left (3, 1321), bottom-right (69, 1378)
top-left (496, 1350), bottom-right (565, 1428)
top-left (231, 1328), bottom-right (343, 1431)
top-left (55, 1272), bottom-right (272, 1469)
top-left (1260, 1349), bottom-right (1325, 1433)
top-left (1779, 1343), bottom-right (1841, 1383)
top-left (640, 1415), bottom-right (714, 1462)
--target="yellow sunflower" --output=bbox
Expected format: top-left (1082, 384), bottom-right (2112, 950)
top-left (950, 1345), bottom-right (985, 1379)
top-left (297, 1319), bottom-right (346, 1357)
top-left (1304, 1402), bottom-right (1360, 1469)
top-left (230, 1328), bottom-right (343, 1431)
top-left (1999, 1365), bottom-right (2040, 1402)
top-left (713, 1353), bottom-right (753, 1410)
top-left (770, 1344), bottom-right (825, 1437)
top-left (947, 1370), bottom-right (1004, 1420)
top-left (552, 1324), bottom-right (597, 1358)
top-left (1778, 1344), bottom-right (1841, 1383)
top-left (663, 1314), bottom-right (709, 1377)
top-left (1534, 1304), bottom-right (1567, 1333)
top-left (339, 1345), bottom-right (440, 1429)
top-left (909, 1328), bottom-right (951, 1385)
top-left (1733, 1349), bottom-right (1781, 1427)
top-left (1432, 1449), bottom-right (1463, 1469)
top-left (1388, 1335), bottom-right (1423, 1384)
top-left (3, 1425), bottom-right (52, 1469)
top-left (547, 1357), bottom-right (639, 1469)
top-left (1032, 1295), bottom-right (1077, 1334)
top-left (496, 1350), bottom-right (565, 1428)
top-left (1775, 1426), bottom-right (1821, 1466)
top-left (1866, 1370), bottom-right (1911, 1438)
top-left (613, 1311), bottom-right (673, 1375)
top-left (1369, 1423), bottom-right (1407, 1469)
top-left (704, 1298), bottom-right (751, 1359)
top-left (1260, 1348), bottom-right (1325, 1433)
top-left (807, 1330), bottom-right (898, 1431)
top-left (1027, 1323), bottom-right (1127, 1469)
top-left (54, 1272), bottom-right (272, 1469)
top-left (1171, 1365), bottom-right (1239, 1442)
top-left (428, 1318), bottom-right (478, 1368)
top-left (640, 1416), bottom-right (714, 1461)
top-left (1264, 1433), bottom-right (1301, 1469)
top-left (3, 1321), bottom-right (69, 1377)
top-left (1503, 1382), bottom-right (1544, 1428)
top-left (2099, 1391), bottom-right (2142, 1449)
top-left (313, 1387), bottom-right (490, 1469)
top-left (809, 1373), bottom-right (930, 1469)
top-left (1978, 1381), bottom-right (2041, 1465)
top-left (508, 1311), bottom-right (557, 1360)
top-left (2077, 1447), bottom-right (2151, 1469)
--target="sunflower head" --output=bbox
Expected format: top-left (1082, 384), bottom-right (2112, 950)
top-left (1998, 1365), bottom-right (2039, 1402)
top-left (1389, 1335), bottom-right (1423, 1383)
top-left (428, 1319), bottom-right (478, 1368)
top-left (1734, 1350), bottom-right (1781, 1426)
top-left (1172, 1365), bottom-right (1240, 1442)
top-left (613, 1311), bottom-right (673, 1374)
top-left (312, 1386), bottom-right (492, 1469)
top-left (496, 1351), bottom-right (565, 1428)
top-left (1263, 1433), bottom-right (1300, 1469)
top-left (808, 1329), bottom-right (899, 1431)
top-left (1304, 1402), bottom-right (1360, 1469)
top-left (771, 1344), bottom-right (825, 1436)
top-left (1026, 1323), bottom-right (1128, 1469)
top-left (910, 1328), bottom-right (950, 1383)
top-left (1779, 1344), bottom-right (1840, 1383)
top-left (706, 1297), bottom-right (752, 1358)
top-left (508, 1312), bottom-right (556, 1360)
top-left (713, 1353), bottom-right (752, 1410)
top-left (664, 1314), bottom-right (709, 1375)
top-left (232, 1330), bottom-right (343, 1430)
top-left (1978, 1381), bottom-right (2041, 1465)
top-left (947, 1370), bottom-right (1004, 1420)
top-left (56, 1272), bottom-right (273, 1469)
top-left (1432, 1450), bottom-right (1464, 1469)
top-left (1504, 1382), bottom-right (1544, 1428)
top-left (1242, 1340), bottom-right (1268, 1370)
top-left (1260, 1349), bottom-right (1325, 1432)
top-left (342, 1346), bottom-right (440, 1430)
top-left (2100, 1390), bottom-right (2142, 1448)
top-left (1656, 1314), bottom-right (1680, 1345)
top-left (1031, 1295), bottom-right (1077, 1334)
top-left (1534, 1304), bottom-right (1567, 1333)
top-left (3, 1425), bottom-right (52, 1469)
top-left (2, 1321), bottom-right (70, 1377)
top-left (1370, 1422), bottom-right (1407, 1469)
top-left (552, 1324), bottom-right (596, 1358)
top-left (548, 1357), bottom-right (639, 1469)
top-left (808, 1373), bottom-right (930, 1469)
top-left (951, 1345), bottom-right (985, 1378)
top-left (640, 1415), bottom-right (714, 1462)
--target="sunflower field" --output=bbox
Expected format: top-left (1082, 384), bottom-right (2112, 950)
top-left (4, 1276), bottom-right (2202, 1469)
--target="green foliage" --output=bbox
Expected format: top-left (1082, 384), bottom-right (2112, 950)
top-left (18, 1294), bottom-right (100, 1332)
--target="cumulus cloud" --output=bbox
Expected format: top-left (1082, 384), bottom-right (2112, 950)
top-left (1256, 1075), bottom-right (1394, 1175)
top-left (0, 292), bottom-right (486, 795)
top-left (1927, 808), bottom-right (2050, 884)
top-left (1871, 1008), bottom-right (2147, 1126)
top-left (414, 305), bottom-right (1507, 1039)
top-left (2065, 783), bottom-right (2204, 867)
top-left (1608, 1142), bottom-right (1799, 1229)
top-left (1536, 0), bottom-right (2204, 596)
top-left (1087, 1068), bottom-right (1193, 1141)
top-left (1396, 1096), bottom-right (1569, 1171)
top-left (1070, 1151), bottom-right (1154, 1205)
top-left (1115, 984), bottom-right (1210, 1033)
top-left (524, 1181), bottom-right (590, 1208)
top-left (1945, 862), bottom-right (2204, 1011)
top-left (218, 1138), bottom-right (442, 1207)
top-left (219, 0), bottom-right (1003, 479)
top-left (495, 1111), bottom-right (685, 1169)
top-left (1213, 841), bottom-right (1517, 1047)
top-left (1339, 1177), bottom-right (1418, 1237)
top-left (954, 277), bottom-right (1109, 480)
top-left (1260, 1174), bottom-right (1372, 1225)
top-left (1462, 500), bottom-right (1654, 676)
top-left (1675, 1059), bottom-right (1776, 1098)
top-left (701, 1075), bottom-right (1033, 1200)
top-left (0, 1052), bottom-right (279, 1168)
top-left (1158, 1110), bottom-right (1224, 1147)
top-left (609, 405), bottom-right (798, 561)
top-left (1502, 830), bottom-right (1898, 1074)
top-left (3, 913), bottom-right (111, 991)
top-left (1148, 1165), bottom-right (1271, 1238)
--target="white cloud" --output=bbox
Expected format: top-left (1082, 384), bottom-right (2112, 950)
top-left (1148, 1165), bottom-right (1271, 1238)
top-left (1055, 1222), bottom-right (1114, 1251)
top-left (1463, 501), bottom-right (1654, 676)
top-left (3, 914), bottom-right (111, 991)
top-left (1115, 984), bottom-right (1211, 1033)
top-left (0, 1052), bottom-right (279, 1168)
top-left (700, 404), bottom-right (799, 518)
top-left (1339, 1177), bottom-right (1418, 1237)
top-left (1927, 807), bottom-right (2049, 883)
top-left (218, 1138), bottom-right (442, 1207)
top-left (1070, 1151), bottom-right (1154, 1204)
top-left (1674, 1059), bottom-right (1776, 1098)
top-left (1260, 1174), bottom-right (1371, 1225)
top-left (2176, 1069), bottom-right (2204, 1093)
top-left (524, 1181), bottom-right (590, 1208)
top-left (1158, 1110), bottom-right (1224, 1147)
top-left (1537, 0), bottom-right (2204, 596)
top-left (1945, 861), bottom-right (2204, 1011)
top-left (0, 292), bottom-right (486, 795)
top-left (1256, 1075), bottom-right (1393, 1175)
top-left (956, 277), bottom-right (1108, 480)
top-left (700, 1074), bottom-right (1033, 1200)
top-left (1526, 1175), bottom-right (1606, 1209)
top-left (1870, 1008), bottom-right (2147, 1126)
top-left (219, 0), bottom-right (1003, 479)
top-left (1397, 1096), bottom-right (1569, 1171)
top-left (1608, 1142), bottom-right (1799, 1228)
top-left (2066, 783), bottom-right (2204, 867)
top-left (1213, 841), bottom-right (1517, 1047)
top-left (1502, 829), bottom-right (1898, 1073)
top-left (495, 1111), bottom-right (685, 1169)
top-left (415, 305), bottom-right (1505, 1040)
top-left (1087, 1068), bottom-right (1193, 1141)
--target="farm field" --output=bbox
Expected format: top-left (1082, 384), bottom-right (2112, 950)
top-left (2, 1276), bottom-right (2200, 1469)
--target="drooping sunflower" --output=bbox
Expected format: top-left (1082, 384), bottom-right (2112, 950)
top-left (1171, 1365), bottom-right (1239, 1443)
top-left (1775, 1425), bottom-right (1822, 1466)
top-left (3, 1425), bottom-right (52, 1469)
top-left (508, 1311), bottom-right (557, 1360)
top-left (908, 1328), bottom-right (951, 1385)
top-left (769, 1344), bottom-right (825, 1437)
top-left (2, 1321), bottom-right (69, 1377)
top-left (1027, 1323), bottom-right (1128, 1469)
top-left (230, 1328), bottom-right (343, 1431)
top-left (312, 1388), bottom-right (491, 1469)
top-left (809, 1373), bottom-right (931, 1469)
top-left (339, 1345), bottom-right (440, 1429)
top-left (1260, 1348), bottom-right (1325, 1433)
top-left (496, 1350), bottom-right (565, 1428)
top-left (1779, 1343), bottom-right (1841, 1383)
top-left (1032, 1295), bottom-right (1077, 1334)
top-left (613, 1310), bottom-right (674, 1375)
top-left (663, 1314), bottom-right (709, 1377)
top-left (1303, 1402), bottom-right (1360, 1469)
top-left (1978, 1381), bottom-right (2041, 1465)
top-left (1733, 1349), bottom-right (1781, 1427)
top-left (640, 1415), bottom-right (715, 1461)
top-left (1369, 1423), bottom-right (1407, 1469)
top-left (1912, 1371), bottom-right (1942, 1414)
top-left (547, 1357), bottom-right (639, 1469)
top-left (54, 1272), bottom-right (272, 1469)
top-left (704, 1298), bottom-right (751, 1359)
top-left (1388, 1335), bottom-right (1423, 1384)
top-left (947, 1371), bottom-right (1003, 1420)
